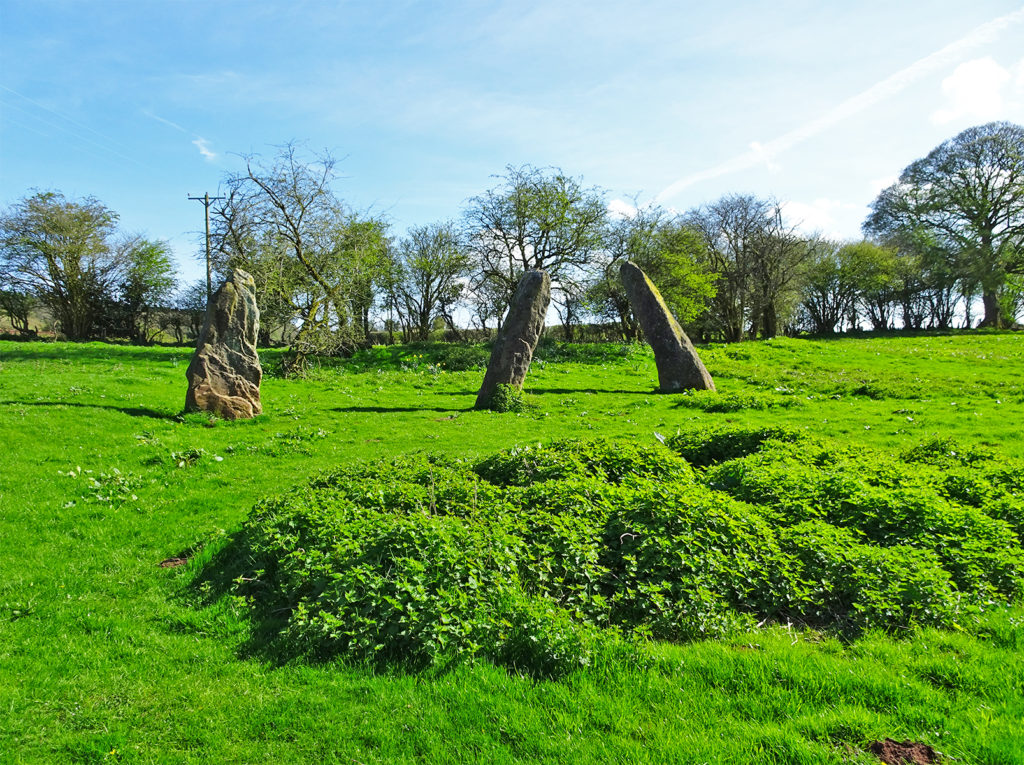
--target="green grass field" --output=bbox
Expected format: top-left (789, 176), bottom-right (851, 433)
top-left (1, 333), bottom-right (1023, 764)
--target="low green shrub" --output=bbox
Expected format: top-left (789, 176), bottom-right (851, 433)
top-left (701, 429), bottom-right (1024, 602)
top-left (474, 437), bottom-right (694, 486)
top-left (778, 521), bottom-right (960, 632)
top-left (666, 424), bottom-right (805, 467)
top-left (673, 389), bottom-right (803, 413)
top-left (485, 383), bottom-right (526, 413)
top-left (205, 432), bottom-right (1024, 676)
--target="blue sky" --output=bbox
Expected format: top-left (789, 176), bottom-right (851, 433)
top-left (2, 0), bottom-right (1023, 286)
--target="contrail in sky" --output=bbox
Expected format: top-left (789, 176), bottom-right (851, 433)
top-left (656, 6), bottom-right (1024, 203)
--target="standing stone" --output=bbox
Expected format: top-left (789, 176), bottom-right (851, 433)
top-left (475, 270), bottom-right (551, 409)
top-left (620, 260), bottom-right (715, 392)
top-left (185, 269), bottom-right (263, 419)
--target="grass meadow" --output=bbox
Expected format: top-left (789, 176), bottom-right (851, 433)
top-left (1, 332), bottom-right (1023, 764)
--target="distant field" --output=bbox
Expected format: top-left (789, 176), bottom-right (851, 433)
top-left (1, 333), bottom-right (1022, 764)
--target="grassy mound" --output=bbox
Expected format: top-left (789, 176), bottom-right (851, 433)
top-left (204, 429), bottom-right (1024, 676)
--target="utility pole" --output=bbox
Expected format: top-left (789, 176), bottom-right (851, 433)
top-left (188, 192), bottom-right (225, 299)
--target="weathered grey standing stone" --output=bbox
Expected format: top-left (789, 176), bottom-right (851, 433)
top-left (620, 260), bottom-right (715, 392)
top-left (475, 270), bottom-right (551, 409)
top-left (185, 269), bottom-right (263, 419)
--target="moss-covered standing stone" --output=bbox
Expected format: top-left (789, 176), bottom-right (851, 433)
top-left (620, 260), bottom-right (715, 392)
top-left (475, 270), bottom-right (551, 410)
top-left (185, 269), bottom-right (263, 419)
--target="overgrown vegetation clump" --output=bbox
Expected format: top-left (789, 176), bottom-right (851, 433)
top-left (206, 427), bottom-right (1024, 676)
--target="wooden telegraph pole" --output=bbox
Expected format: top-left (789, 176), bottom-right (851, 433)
top-left (188, 192), bottom-right (225, 299)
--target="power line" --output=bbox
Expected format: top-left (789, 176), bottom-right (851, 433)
top-left (188, 193), bottom-right (225, 299)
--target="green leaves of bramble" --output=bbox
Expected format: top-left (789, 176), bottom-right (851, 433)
top-left (208, 429), bottom-right (1024, 677)
top-left (64, 465), bottom-right (144, 506)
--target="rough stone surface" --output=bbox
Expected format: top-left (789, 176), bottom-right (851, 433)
top-left (619, 260), bottom-right (715, 392)
top-left (475, 270), bottom-right (551, 409)
top-left (185, 269), bottom-right (263, 419)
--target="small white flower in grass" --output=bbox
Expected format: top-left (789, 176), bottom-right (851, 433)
top-left (653, 432), bottom-right (665, 444)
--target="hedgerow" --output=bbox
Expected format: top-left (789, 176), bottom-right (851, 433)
top-left (207, 429), bottom-right (1024, 676)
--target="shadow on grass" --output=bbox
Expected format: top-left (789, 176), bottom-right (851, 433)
top-left (0, 399), bottom-right (175, 419)
top-left (185, 529), bottom-right (295, 664)
top-left (526, 387), bottom-right (654, 396)
top-left (330, 405), bottom-right (473, 414)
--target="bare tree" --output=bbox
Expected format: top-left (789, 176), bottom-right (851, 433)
top-left (684, 194), bottom-right (806, 341)
top-left (211, 144), bottom-right (388, 371)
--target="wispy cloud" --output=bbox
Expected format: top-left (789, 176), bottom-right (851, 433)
top-left (144, 108), bottom-right (218, 162)
top-left (141, 109), bottom-right (188, 133)
top-left (192, 138), bottom-right (217, 161)
top-left (657, 7), bottom-right (1024, 202)
top-left (781, 198), bottom-right (861, 239)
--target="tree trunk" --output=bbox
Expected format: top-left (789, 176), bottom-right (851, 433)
top-left (980, 289), bottom-right (1003, 328)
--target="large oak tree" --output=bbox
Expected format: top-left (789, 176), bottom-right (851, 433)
top-left (865, 122), bottom-right (1024, 328)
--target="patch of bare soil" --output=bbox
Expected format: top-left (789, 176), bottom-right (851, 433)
top-left (868, 739), bottom-right (939, 765)
top-left (159, 557), bottom-right (188, 567)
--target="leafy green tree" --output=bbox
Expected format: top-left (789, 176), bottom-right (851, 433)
top-left (393, 222), bottom-right (469, 341)
top-left (0, 284), bottom-right (35, 335)
top-left (865, 122), bottom-right (1024, 328)
top-left (798, 239), bottom-right (857, 334)
top-left (117, 236), bottom-right (178, 343)
top-left (0, 191), bottom-right (121, 340)
top-left (841, 240), bottom-right (901, 331)
top-left (464, 164), bottom-right (607, 336)
top-left (589, 205), bottom-right (715, 340)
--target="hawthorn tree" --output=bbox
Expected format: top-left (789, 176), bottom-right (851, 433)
top-left (0, 191), bottom-right (120, 340)
top-left (464, 164), bottom-right (607, 336)
top-left (0, 192), bottom-right (177, 341)
top-left (588, 204), bottom-right (715, 340)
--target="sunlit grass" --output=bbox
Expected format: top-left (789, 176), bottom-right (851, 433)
top-left (1, 333), bottom-right (1023, 763)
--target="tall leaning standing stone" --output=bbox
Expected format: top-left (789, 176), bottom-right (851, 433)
top-left (475, 269), bottom-right (551, 409)
top-left (185, 269), bottom-right (263, 419)
top-left (620, 260), bottom-right (715, 392)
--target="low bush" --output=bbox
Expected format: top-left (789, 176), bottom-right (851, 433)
top-left (666, 424), bottom-right (805, 467)
top-left (205, 431), bottom-right (1024, 676)
top-left (673, 389), bottom-right (804, 413)
top-left (474, 437), bottom-right (693, 486)
top-left (486, 383), bottom-right (525, 412)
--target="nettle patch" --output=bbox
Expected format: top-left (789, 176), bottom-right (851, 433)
top-left (200, 430), bottom-right (1024, 676)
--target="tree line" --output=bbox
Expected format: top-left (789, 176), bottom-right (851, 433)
top-left (2, 122), bottom-right (1022, 357)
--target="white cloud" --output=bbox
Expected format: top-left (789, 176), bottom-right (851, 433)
top-left (782, 198), bottom-right (861, 239)
top-left (607, 198), bottom-right (638, 219)
top-left (657, 7), bottom-right (1024, 202)
top-left (192, 138), bottom-right (217, 161)
top-left (869, 175), bottom-right (898, 197)
top-left (749, 141), bottom-right (780, 173)
top-left (931, 57), bottom-right (1012, 124)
